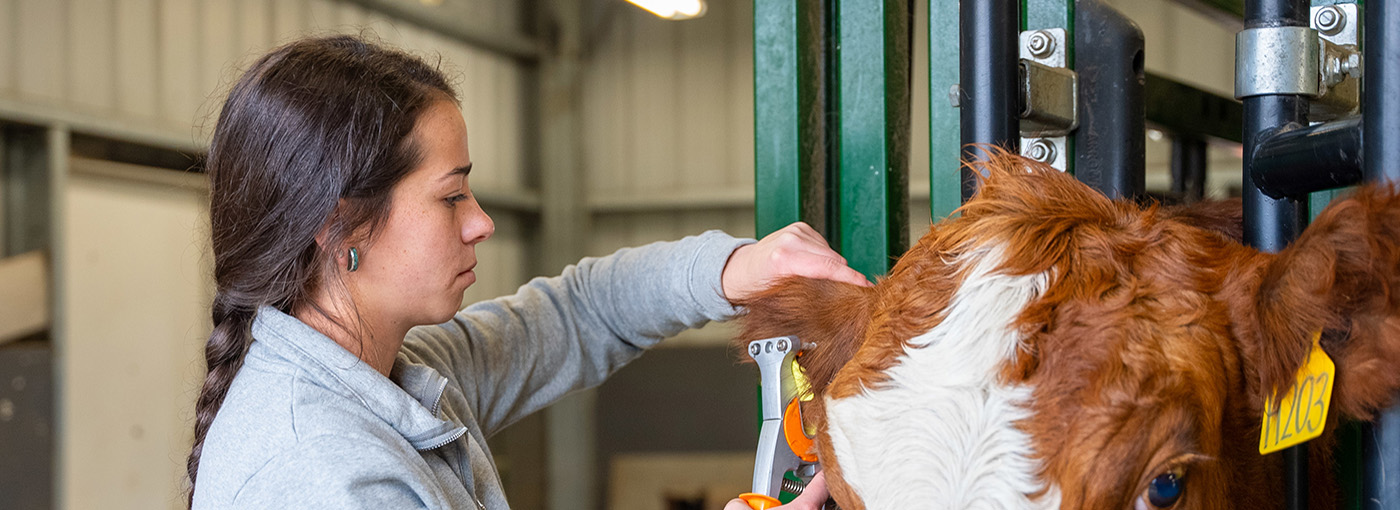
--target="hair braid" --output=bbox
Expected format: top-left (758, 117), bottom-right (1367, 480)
top-left (185, 293), bottom-right (254, 496)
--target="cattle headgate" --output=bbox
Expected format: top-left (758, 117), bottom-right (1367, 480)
top-left (751, 0), bottom-right (1399, 507)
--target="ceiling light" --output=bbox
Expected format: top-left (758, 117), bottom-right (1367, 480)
top-left (626, 0), bottom-right (707, 20)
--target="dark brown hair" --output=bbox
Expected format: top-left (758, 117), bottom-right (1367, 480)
top-left (187, 35), bottom-right (456, 502)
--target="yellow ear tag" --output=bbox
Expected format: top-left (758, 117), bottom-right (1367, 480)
top-left (1259, 332), bottom-right (1335, 455)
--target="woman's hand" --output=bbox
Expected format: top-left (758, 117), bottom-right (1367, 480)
top-left (722, 222), bottom-right (873, 303)
top-left (723, 472), bottom-right (831, 510)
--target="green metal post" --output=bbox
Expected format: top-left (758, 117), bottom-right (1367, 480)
top-left (755, 0), bottom-right (804, 238)
top-left (755, 0), bottom-right (830, 239)
top-left (929, 0), bottom-right (961, 220)
top-left (835, 0), bottom-right (911, 279)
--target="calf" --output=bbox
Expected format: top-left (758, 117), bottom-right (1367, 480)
top-left (737, 153), bottom-right (1400, 510)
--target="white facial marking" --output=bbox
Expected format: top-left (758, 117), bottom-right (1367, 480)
top-left (826, 245), bottom-right (1061, 509)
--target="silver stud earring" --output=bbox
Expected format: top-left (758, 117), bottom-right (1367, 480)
top-left (347, 247), bottom-right (359, 272)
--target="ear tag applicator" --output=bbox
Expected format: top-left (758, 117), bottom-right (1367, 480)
top-left (1259, 331), bottom-right (1335, 455)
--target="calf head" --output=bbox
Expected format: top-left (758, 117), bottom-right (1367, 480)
top-left (737, 153), bottom-right (1400, 510)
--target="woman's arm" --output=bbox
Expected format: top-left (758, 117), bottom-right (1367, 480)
top-left (403, 223), bottom-right (867, 435)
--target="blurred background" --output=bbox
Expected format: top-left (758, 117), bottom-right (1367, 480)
top-left (0, 0), bottom-right (1241, 509)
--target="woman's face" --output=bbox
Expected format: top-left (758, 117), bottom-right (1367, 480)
top-left (350, 99), bottom-right (494, 329)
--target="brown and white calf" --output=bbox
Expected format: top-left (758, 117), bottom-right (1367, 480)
top-left (737, 153), bottom-right (1400, 510)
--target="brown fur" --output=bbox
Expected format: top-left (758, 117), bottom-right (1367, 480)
top-left (735, 152), bottom-right (1400, 509)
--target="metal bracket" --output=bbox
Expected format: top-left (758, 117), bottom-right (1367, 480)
top-left (1235, 26), bottom-right (1320, 99)
top-left (1018, 28), bottom-right (1076, 171)
top-left (1311, 4), bottom-right (1362, 120)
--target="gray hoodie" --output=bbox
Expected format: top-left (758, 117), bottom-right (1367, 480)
top-left (191, 231), bottom-right (751, 509)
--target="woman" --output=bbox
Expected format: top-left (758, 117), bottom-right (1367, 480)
top-left (187, 36), bottom-right (862, 509)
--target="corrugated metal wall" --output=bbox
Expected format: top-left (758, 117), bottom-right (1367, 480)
top-left (582, 1), bottom-right (755, 255)
top-left (0, 0), bottom-right (534, 299)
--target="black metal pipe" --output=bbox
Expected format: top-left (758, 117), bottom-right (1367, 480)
top-left (1170, 136), bottom-right (1208, 203)
top-left (1250, 117), bottom-right (1363, 199)
top-left (1362, 0), bottom-right (1400, 507)
top-left (958, 0), bottom-right (1019, 202)
top-left (1241, 0), bottom-right (1310, 507)
top-left (1073, 0), bottom-right (1145, 200)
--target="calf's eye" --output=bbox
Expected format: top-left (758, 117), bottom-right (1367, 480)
top-left (1135, 471), bottom-right (1184, 509)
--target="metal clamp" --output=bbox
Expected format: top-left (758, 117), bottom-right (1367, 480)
top-left (1235, 26), bottom-right (1320, 99)
top-left (1311, 3), bottom-right (1363, 120)
top-left (1018, 28), bottom-right (1075, 171)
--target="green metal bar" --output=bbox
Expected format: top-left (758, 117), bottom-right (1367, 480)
top-left (1026, 0), bottom-right (1073, 34)
top-left (836, 0), bottom-right (910, 278)
top-left (929, 0), bottom-right (961, 220)
top-left (755, 0), bottom-right (805, 238)
top-left (755, 0), bottom-right (830, 239)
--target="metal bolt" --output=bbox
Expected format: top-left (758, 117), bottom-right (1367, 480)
top-left (0, 399), bottom-right (12, 422)
top-left (948, 84), bottom-right (962, 108)
top-left (1345, 53), bottom-right (1362, 76)
top-left (776, 338), bottom-right (790, 352)
top-left (1315, 6), bottom-right (1345, 36)
top-left (1026, 139), bottom-right (1057, 163)
top-left (749, 343), bottom-right (762, 356)
top-left (1027, 31), bottom-right (1056, 59)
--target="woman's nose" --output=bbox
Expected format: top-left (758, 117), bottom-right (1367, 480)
top-left (462, 199), bottom-right (494, 244)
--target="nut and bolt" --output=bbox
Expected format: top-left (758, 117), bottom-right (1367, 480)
top-left (776, 338), bottom-right (790, 352)
top-left (749, 343), bottom-right (762, 356)
top-left (1027, 31), bottom-right (1056, 59)
top-left (1315, 6), bottom-right (1346, 36)
top-left (1026, 139), bottom-right (1057, 164)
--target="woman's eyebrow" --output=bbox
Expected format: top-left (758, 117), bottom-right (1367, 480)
top-left (442, 163), bottom-right (473, 180)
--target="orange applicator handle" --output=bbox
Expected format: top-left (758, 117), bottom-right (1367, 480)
top-left (739, 493), bottom-right (783, 510)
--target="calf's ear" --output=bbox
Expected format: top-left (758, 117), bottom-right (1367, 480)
top-left (733, 277), bottom-right (877, 400)
top-left (1250, 183), bottom-right (1400, 420)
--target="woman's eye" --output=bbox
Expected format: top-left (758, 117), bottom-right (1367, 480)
top-left (445, 194), bottom-right (468, 206)
top-left (1137, 471), bottom-right (1184, 509)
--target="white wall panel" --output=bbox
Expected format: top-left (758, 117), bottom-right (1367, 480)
top-left (201, 0), bottom-right (239, 107)
top-left (584, 7), bottom-right (630, 198)
top-left (271, 0), bottom-right (310, 44)
top-left (16, 0), bottom-right (66, 103)
top-left (115, 0), bottom-right (159, 120)
top-left (237, 0), bottom-right (273, 59)
top-left (336, 1), bottom-right (369, 27)
top-left (497, 65), bottom-right (524, 192)
top-left (306, 0), bottom-right (339, 32)
top-left (677, 11), bottom-right (726, 192)
top-left (627, 12), bottom-right (678, 194)
top-left (68, 0), bottom-right (115, 113)
top-left (723, 1), bottom-right (754, 191)
top-left (61, 161), bottom-right (211, 510)
top-left (158, 0), bottom-right (201, 133)
top-left (0, 0), bottom-right (14, 95)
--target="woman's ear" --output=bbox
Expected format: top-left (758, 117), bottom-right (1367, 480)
top-left (1248, 183), bottom-right (1400, 420)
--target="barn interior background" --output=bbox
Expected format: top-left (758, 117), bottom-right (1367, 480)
top-left (0, 0), bottom-right (1246, 509)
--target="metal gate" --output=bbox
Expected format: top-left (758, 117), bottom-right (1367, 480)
top-left (752, 0), bottom-right (1399, 507)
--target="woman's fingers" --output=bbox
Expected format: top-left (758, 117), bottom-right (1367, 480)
top-left (722, 222), bottom-right (874, 303)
